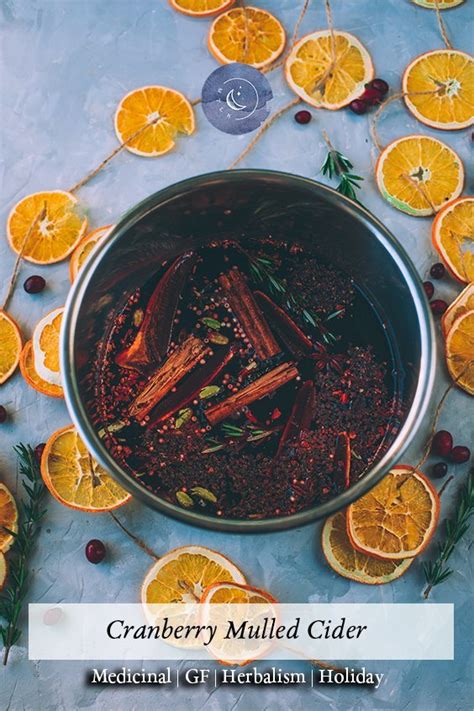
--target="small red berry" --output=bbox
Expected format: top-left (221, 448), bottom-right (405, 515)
top-left (35, 443), bottom-right (46, 463)
top-left (24, 275), bottom-right (46, 294)
top-left (85, 539), bottom-right (106, 564)
top-left (349, 99), bottom-right (367, 115)
top-left (0, 406), bottom-right (7, 424)
top-left (432, 430), bottom-right (453, 457)
top-left (294, 110), bottom-right (312, 125)
top-left (367, 78), bottom-right (389, 95)
top-left (431, 462), bottom-right (448, 479)
top-left (450, 446), bottom-right (471, 464)
top-left (360, 87), bottom-right (383, 106)
top-left (430, 263), bottom-right (445, 279)
top-left (430, 299), bottom-right (448, 315)
top-left (423, 281), bottom-right (434, 300)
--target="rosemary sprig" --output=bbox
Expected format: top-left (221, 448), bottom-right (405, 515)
top-left (321, 150), bottom-right (364, 204)
top-left (0, 444), bottom-right (47, 665)
top-left (423, 468), bottom-right (474, 599)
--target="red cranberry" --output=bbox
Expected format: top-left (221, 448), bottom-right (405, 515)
top-left (450, 446), bottom-right (471, 464)
top-left (294, 110), bottom-right (312, 125)
top-left (432, 430), bottom-right (453, 457)
top-left (430, 263), bottom-right (445, 279)
top-left (24, 275), bottom-right (46, 294)
top-left (423, 281), bottom-right (434, 300)
top-left (349, 99), bottom-right (367, 115)
top-left (431, 462), bottom-right (448, 479)
top-left (360, 87), bottom-right (383, 106)
top-left (34, 443), bottom-right (46, 463)
top-left (85, 539), bottom-right (106, 564)
top-left (367, 78), bottom-right (389, 95)
top-left (430, 299), bottom-right (448, 315)
top-left (0, 406), bottom-right (7, 424)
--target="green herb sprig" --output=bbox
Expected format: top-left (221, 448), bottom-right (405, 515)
top-left (423, 468), bottom-right (474, 599)
top-left (321, 150), bottom-right (364, 203)
top-left (0, 444), bottom-right (47, 665)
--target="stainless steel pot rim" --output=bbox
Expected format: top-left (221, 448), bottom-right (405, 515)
top-left (61, 169), bottom-right (436, 533)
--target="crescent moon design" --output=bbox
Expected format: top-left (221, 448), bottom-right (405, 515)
top-left (226, 88), bottom-right (247, 111)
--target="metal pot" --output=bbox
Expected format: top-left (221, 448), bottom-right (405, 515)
top-left (61, 170), bottom-right (435, 532)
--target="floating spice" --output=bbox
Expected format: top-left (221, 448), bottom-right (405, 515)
top-left (276, 380), bottom-right (316, 458)
top-left (254, 290), bottom-right (314, 358)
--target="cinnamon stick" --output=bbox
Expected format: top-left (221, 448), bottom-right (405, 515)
top-left (219, 268), bottom-right (280, 359)
top-left (334, 432), bottom-right (351, 489)
top-left (276, 380), bottom-right (316, 458)
top-left (130, 335), bottom-right (209, 420)
top-left (205, 362), bottom-right (298, 426)
top-left (254, 290), bottom-right (313, 359)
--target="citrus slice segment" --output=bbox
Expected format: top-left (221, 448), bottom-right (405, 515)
top-left (208, 6), bottom-right (286, 69)
top-left (114, 86), bottom-right (195, 157)
top-left (347, 465), bottom-right (440, 560)
top-left (403, 50), bottom-right (474, 130)
top-left (0, 483), bottom-right (18, 553)
top-left (375, 135), bottom-right (464, 216)
top-left (141, 545), bottom-right (246, 648)
top-left (322, 511), bottom-right (413, 584)
top-left (7, 191), bottom-right (88, 265)
top-left (200, 582), bottom-right (277, 665)
top-left (442, 284), bottom-right (474, 336)
top-left (169, 0), bottom-right (235, 16)
top-left (20, 341), bottom-right (63, 398)
top-left (0, 310), bottom-right (22, 385)
top-left (41, 425), bottom-right (131, 511)
top-left (412, 0), bottom-right (465, 8)
top-left (445, 310), bottom-right (474, 395)
top-left (32, 308), bottom-right (64, 389)
top-left (0, 553), bottom-right (6, 590)
top-left (432, 196), bottom-right (473, 283)
top-left (69, 225), bottom-right (113, 282)
top-left (285, 31), bottom-right (374, 109)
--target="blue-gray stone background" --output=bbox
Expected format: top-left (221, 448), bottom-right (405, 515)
top-left (0, 1), bottom-right (473, 709)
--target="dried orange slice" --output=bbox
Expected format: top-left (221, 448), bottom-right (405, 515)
top-left (20, 341), bottom-right (63, 398)
top-left (445, 310), bottom-right (474, 395)
top-left (285, 31), bottom-right (373, 109)
top-left (0, 482), bottom-right (18, 553)
top-left (208, 6), bottom-right (286, 69)
top-left (347, 465), bottom-right (440, 560)
top-left (69, 225), bottom-right (113, 282)
top-left (200, 582), bottom-right (277, 665)
top-left (32, 308), bottom-right (63, 390)
top-left (442, 283), bottom-right (474, 336)
top-left (0, 310), bottom-right (22, 385)
top-left (114, 86), bottom-right (195, 157)
top-left (7, 191), bottom-right (88, 264)
top-left (0, 553), bottom-right (6, 590)
top-left (322, 511), bottom-right (412, 585)
top-left (41, 425), bottom-right (131, 511)
top-left (432, 196), bottom-right (473, 283)
top-left (412, 0), bottom-right (465, 8)
top-left (403, 50), bottom-right (473, 131)
top-left (169, 0), bottom-right (235, 16)
top-left (375, 135), bottom-right (464, 216)
top-left (141, 545), bottom-right (246, 648)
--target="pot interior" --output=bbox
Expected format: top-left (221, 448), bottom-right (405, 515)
top-left (65, 171), bottom-right (432, 531)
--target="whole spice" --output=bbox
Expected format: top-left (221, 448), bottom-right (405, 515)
top-left (0, 444), bottom-right (47, 665)
top-left (276, 380), bottom-right (316, 458)
top-left (254, 290), bottom-right (314, 359)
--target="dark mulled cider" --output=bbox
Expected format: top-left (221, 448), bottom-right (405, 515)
top-left (90, 238), bottom-right (403, 520)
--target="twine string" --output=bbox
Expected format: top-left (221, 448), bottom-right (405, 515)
top-left (434, 0), bottom-right (453, 49)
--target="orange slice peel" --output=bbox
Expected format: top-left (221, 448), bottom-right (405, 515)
top-left (0, 483), bottom-right (19, 553)
top-left (7, 190), bottom-right (88, 265)
top-left (285, 30), bottom-right (373, 109)
top-left (412, 0), bottom-right (465, 8)
top-left (69, 225), bottom-right (113, 282)
top-left (442, 283), bottom-right (474, 337)
top-left (114, 86), bottom-right (195, 157)
top-left (322, 511), bottom-right (413, 584)
top-left (347, 465), bottom-right (440, 560)
top-left (445, 309), bottom-right (474, 396)
top-left (432, 196), bottom-right (473, 284)
top-left (20, 341), bottom-right (63, 398)
top-left (31, 308), bottom-right (64, 389)
top-left (208, 6), bottom-right (286, 69)
top-left (0, 310), bottom-right (22, 385)
top-left (169, 0), bottom-right (235, 16)
top-left (41, 425), bottom-right (131, 511)
top-left (375, 135), bottom-right (464, 217)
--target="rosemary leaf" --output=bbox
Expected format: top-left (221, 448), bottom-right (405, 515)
top-left (0, 444), bottom-right (47, 665)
